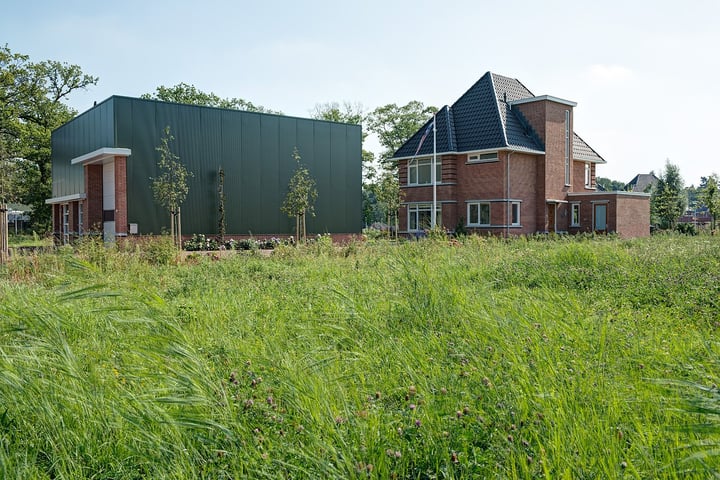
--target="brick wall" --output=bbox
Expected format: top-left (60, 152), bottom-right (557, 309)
top-left (85, 164), bottom-right (103, 232)
top-left (568, 192), bottom-right (650, 238)
top-left (114, 156), bottom-right (128, 235)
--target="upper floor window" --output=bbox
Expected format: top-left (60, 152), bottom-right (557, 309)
top-left (408, 157), bottom-right (441, 186)
top-left (584, 162), bottom-right (592, 188)
top-left (564, 110), bottom-right (571, 186)
top-left (468, 152), bottom-right (498, 163)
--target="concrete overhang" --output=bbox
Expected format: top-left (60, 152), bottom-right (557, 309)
top-left (70, 147), bottom-right (131, 166)
top-left (509, 95), bottom-right (577, 107)
top-left (45, 193), bottom-right (87, 205)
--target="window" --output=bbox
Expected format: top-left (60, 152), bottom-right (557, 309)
top-left (584, 163), bottom-right (592, 188)
top-left (468, 152), bottom-right (498, 163)
top-left (62, 204), bottom-right (70, 245)
top-left (468, 202), bottom-right (491, 226)
top-left (78, 202), bottom-right (83, 235)
top-left (564, 110), bottom-right (570, 185)
top-left (408, 203), bottom-right (441, 231)
top-left (571, 203), bottom-right (580, 227)
top-left (511, 202), bottom-right (520, 226)
top-left (408, 157), bottom-right (441, 185)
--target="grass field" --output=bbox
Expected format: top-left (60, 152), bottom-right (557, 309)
top-left (1, 234), bottom-right (719, 479)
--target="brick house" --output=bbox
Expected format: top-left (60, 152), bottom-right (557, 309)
top-left (392, 72), bottom-right (650, 238)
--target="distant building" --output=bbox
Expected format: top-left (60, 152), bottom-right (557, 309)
top-left (625, 173), bottom-right (658, 193)
top-left (391, 72), bottom-right (650, 238)
top-left (47, 96), bottom-right (362, 243)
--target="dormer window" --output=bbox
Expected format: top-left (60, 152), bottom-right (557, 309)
top-left (467, 152), bottom-right (498, 163)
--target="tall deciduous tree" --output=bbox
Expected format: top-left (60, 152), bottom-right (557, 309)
top-left (700, 173), bottom-right (720, 230)
top-left (281, 147), bottom-right (317, 243)
top-left (151, 126), bottom-right (193, 249)
top-left (141, 83), bottom-right (281, 114)
top-left (651, 161), bottom-right (686, 230)
top-left (375, 171), bottom-right (404, 239)
top-left (366, 101), bottom-right (436, 169)
top-left (0, 44), bottom-right (98, 230)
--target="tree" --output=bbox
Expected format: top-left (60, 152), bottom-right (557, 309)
top-left (700, 174), bottom-right (720, 230)
top-left (374, 171), bottom-right (404, 239)
top-left (0, 45), bottom-right (98, 230)
top-left (596, 177), bottom-right (627, 192)
top-left (651, 161), bottom-right (686, 230)
top-left (218, 166), bottom-right (226, 242)
top-left (281, 147), bottom-right (317, 243)
top-left (151, 126), bottom-right (193, 249)
top-left (141, 83), bottom-right (281, 114)
top-left (366, 101), bottom-right (437, 169)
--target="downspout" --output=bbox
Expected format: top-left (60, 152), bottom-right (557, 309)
top-left (506, 151), bottom-right (512, 238)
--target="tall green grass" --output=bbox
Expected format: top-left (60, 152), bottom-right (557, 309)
top-left (0, 235), bottom-right (719, 478)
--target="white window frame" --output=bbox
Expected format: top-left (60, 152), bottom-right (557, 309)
top-left (408, 157), bottom-right (441, 186)
top-left (510, 201), bottom-right (521, 226)
top-left (408, 203), bottom-right (442, 231)
top-left (584, 162), bottom-right (592, 188)
top-left (467, 152), bottom-right (498, 163)
top-left (571, 203), bottom-right (581, 227)
top-left (62, 204), bottom-right (70, 245)
top-left (78, 202), bottom-right (84, 235)
top-left (467, 202), bottom-right (491, 227)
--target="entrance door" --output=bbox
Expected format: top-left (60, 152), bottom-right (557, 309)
top-left (547, 204), bottom-right (557, 233)
top-left (594, 204), bottom-right (607, 232)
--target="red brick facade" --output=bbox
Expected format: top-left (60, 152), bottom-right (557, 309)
top-left (399, 97), bottom-right (650, 238)
top-left (50, 155), bottom-right (130, 244)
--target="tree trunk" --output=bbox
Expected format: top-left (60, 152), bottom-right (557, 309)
top-left (177, 206), bottom-right (182, 250)
top-left (0, 203), bottom-right (8, 263)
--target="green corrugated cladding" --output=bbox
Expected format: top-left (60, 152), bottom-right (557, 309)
top-left (50, 96), bottom-right (363, 235)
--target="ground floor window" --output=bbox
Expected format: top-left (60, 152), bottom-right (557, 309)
top-left (571, 203), bottom-right (580, 227)
top-left (408, 203), bottom-right (442, 231)
top-left (468, 202), bottom-right (490, 226)
top-left (78, 202), bottom-right (84, 235)
top-left (62, 204), bottom-right (70, 245)
top-left (511, 202), bottom-right (521, 226)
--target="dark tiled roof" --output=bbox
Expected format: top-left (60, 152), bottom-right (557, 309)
top-left (625, 173), bottom-right (658, 192)
top-left (392, 72), bottom-right (601, 161)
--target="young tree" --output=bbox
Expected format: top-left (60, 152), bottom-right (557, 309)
top-left (366, 101), bottom-right (437, 170)
top-left (701, 174), bottom-right (720, 230)
top-left (1, 45), bottom-right (98, 230)
top-left (651, 161), bottom-right (686, 230)
top-left (151, 126), bottom-right (192, 249)
top-left (217, 166), bottom-right (226, 242)
top-left (374, 171), bottom-right (404, 239)
top-left (142, 83), bottom-right (281, 114)
top-left (281, 147), bottom-right (317, 243)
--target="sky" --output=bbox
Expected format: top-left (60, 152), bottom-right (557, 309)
top-left (3, 0), bottom-right (719, 186)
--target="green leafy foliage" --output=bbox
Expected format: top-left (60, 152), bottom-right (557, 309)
top-left (651, 161), bottom-right (686, 229)
top-left (0, 45), bottom-right (98, 230)
top-left (141, 82), bottom-right (281, 114)
top-left (366, 101), bottom-right (436, 168)
top-left (700, 174), bottom-right (720, 230)
top-left (151, 126), bottom-right (192, 248)
top-left (281, 148), bottom-right (317, 242)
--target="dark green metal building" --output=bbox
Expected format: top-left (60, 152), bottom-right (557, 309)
top-left (47, 96), bottom-right (362, 242)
